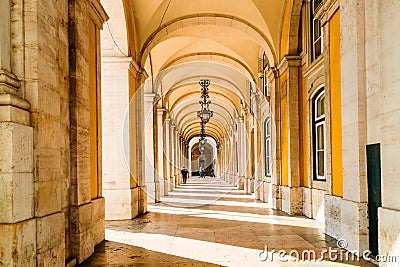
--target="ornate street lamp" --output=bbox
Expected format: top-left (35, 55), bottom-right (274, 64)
top-left (197, 79), bottom-right (213, 154)
top-left (197, 79), bottom-right (213, 123)
top-left (199, 122), bottom-right (207, 153)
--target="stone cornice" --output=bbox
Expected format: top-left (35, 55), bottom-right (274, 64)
top-left (88, 0), bottom-right (109, 28)
top-left (101, 56), bottom-right (132, 64)
top-left (318, 0), bottom-right (340, 25)
top-left (277, 55), bottom-right (302, 75)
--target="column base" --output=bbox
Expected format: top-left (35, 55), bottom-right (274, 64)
top-left (37, 212), bottom-right (65, 265)
top-left (340, 199), bottom-right (368, 252)
top-left (103, 188), bottom-right (140, 220)
top-left (302, 187), bottom-right (326, 222)
top-left (324, 194), bottom-right (342, 239)
top-left (159, 178), bottom-right (165, 197)
top-left (237, 176), bottom-right (244, 190)
top-left (0, 218), bottom-right (36, 266)
top-left (254, 179), bottom-right (260, 200)
top-left (163, 178), bottom-right (169, 196)
top-left (146, 181), bottom-right (160, 203)
top-left (169, 176), bottom-right (175, 191)
top-left (249, 178), bottom-right (255, 193)
top-left (379, 207), bottom-right (400, 260)
top-left (281, 186), bottom-right (303, 215)
top-left (244, 178), bottom-right (250, 194)
top-left (271, 184), bottom-right (281, 210)
top-left (138, 186), bottom-right (147, 214)
top-left (261, 181), bottom-right (273, 203)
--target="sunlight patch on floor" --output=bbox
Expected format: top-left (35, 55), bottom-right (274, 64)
top-left (105, 229), bottom-right (361, 266)
top-left (160, 196), bottom-right (272, 208)
top-left (148, 205), bottom-right (324, 229)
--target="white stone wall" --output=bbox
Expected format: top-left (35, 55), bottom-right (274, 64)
top-left (364, 0), bottom-right (400, 262)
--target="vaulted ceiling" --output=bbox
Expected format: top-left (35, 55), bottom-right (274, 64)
top-left (102, 0), bottom-right (286, 143)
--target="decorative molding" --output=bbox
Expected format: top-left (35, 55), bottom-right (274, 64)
top-left (0, 70), bottom-right (21, 95)
top-left (0, 93), bottom-right (31, 110)
top-left (88, 0), bottom-right (109, 28)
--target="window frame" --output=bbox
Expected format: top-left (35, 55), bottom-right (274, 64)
top-left (262, 52), bottom-right (269, 96)
top-left (310, 0), bottom-right (323, 62)
top-left (312, 89), bottom-right (326, 181)
top-left (264, 118), bottom-right (271, 177)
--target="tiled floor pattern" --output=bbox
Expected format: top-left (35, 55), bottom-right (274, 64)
top-left (80, 177), bottom-right (375, 266)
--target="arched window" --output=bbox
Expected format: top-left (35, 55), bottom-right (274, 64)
top-left (311, 0), bottom-right (323, 61)
top-left (264, 118), bottom-right (271, 176)
top-left (313, 89), bottom-right (326, 180)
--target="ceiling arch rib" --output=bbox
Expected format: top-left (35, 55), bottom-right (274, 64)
top-left (160, 74), bottom-right (246, 107)
top-left (182, 120), bottom-right (226, 139)
top-left (168, 89), bottom-right (240, 118)
top-left (175, 102), bottom-right (235, 129)
top-left (161, 52), bottom-right (256, 82)
top-left (151, 62), bottom-right (252, 105)
top-left (185, 128), bottom-right (222, 142)
top-left (175, 103), bottom-right (234, 125)
top-left (181, 117), bottom-right (228, 136)
top-left (139, 14), bottom-right (277, 68)
top-left (145, 37), bottom-right (257, 78)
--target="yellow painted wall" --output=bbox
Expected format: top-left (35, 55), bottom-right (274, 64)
top-left (330, 10), bottom-right (343, 197)
top-left (89, 20), bottom-right (98, 199)
top-left (299, 65), bottom-right (308, 187)
top-left (280, 72), bottom-right (288, 186)
top-left (280, 0), bottom-right (291, 60)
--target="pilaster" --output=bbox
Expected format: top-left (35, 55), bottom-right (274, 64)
top-left (101, 56), bottom-right (136, 219)
top-left (157, 108), bottom-right (167, 196)
top-left (164, 117), bottom-right (171, 192)
top-left (144, 93), bottom-right (159, 203)
top-left (277, 56), bottom-right (303, 215)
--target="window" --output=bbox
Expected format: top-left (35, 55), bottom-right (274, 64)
top-left (262, 52), bottom-right (269, 96)
top-left (311, 0), bottom-right (323, 61)
top-left (264, 118), bottom-right (271, 176)
top-left (313, 89), bottom-right (325, 180)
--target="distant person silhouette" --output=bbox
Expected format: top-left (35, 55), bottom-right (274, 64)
top-left (181, 167), bottom-right (189, 184)
top-left (199, 167), bottom-right (205, 178)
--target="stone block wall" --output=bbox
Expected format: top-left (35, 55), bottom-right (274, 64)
top-left (0, 0), bottom-right (108, 265)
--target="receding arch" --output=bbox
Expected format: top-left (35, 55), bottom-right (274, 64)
top-left (138, 14), bottom-right (277, 68)
top-left (161, 52), bottom-right (257, 82)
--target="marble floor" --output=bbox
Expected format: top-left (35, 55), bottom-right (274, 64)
top-left (80, 177), bottom-right (375, 266)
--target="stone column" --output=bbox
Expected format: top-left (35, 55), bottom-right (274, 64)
top-left (157, 109), bottom-right (166, 196)
top-left (144, 93), bottom-right (159, 203)
top-left (164, 117), bottom-right (171, 193)
top-left (174, 128), bottom-right (179, 185)
top-left (69, 1), bottom-right (109, 263)
top-left (238, 118), bottom-right (246, 190)
top-left (227, 134), bottom-right (231, 183)
top-left (253, 93), bottom-right (262, 200)
top-left (0, 3), bottom-right (34, 263)
top-left (340, 0), bottom-right (368, 252)
top-left (170, 123), bottom-right (176, 189)
top-left (102, 57), bottom-right (139, 219)
top-left (134, 72), bottom-right (147, 215)
top-left (268, 67), bottom-right (281, 210)
top-left (186, 143), bottom-right (190, 175)
top-left (278, 56), bottom-right (303, 215)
